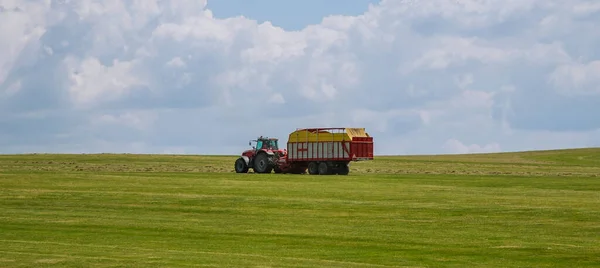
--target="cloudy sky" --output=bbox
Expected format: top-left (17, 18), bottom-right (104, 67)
top-left (1, 0), bottom-right (599, 155)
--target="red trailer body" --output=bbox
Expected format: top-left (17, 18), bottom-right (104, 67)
top-left (278, 127), bottom-right (374, 175)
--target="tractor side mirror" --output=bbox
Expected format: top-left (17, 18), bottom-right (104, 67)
top-left (249, 141), bottom-right (251, 146)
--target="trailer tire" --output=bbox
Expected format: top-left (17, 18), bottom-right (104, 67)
top-left (235, 157), bottom-right (249, 173)
top-left (318, 162), bottom-right (329, 175)
top-left (253, 153), bottom-right (273, 173)
top-left (308, 162), bottom-right (319, 175)
top-left (338, 163), bottom-right (349, 175)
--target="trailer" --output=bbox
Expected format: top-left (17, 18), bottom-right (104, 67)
top-left (234, 127), bottom-right (374, 175)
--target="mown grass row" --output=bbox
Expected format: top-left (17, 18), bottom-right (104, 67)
top-left (2, 148), bottom-right (600, 176)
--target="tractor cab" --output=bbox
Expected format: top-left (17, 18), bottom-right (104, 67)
top-left (250, 136), bottom-right (279, 151)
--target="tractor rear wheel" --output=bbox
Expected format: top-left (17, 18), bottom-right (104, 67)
top-left (253, 153), bottom-right (273, 173)
top-left (235, 157), bottom-right (248, 173)
top-left (308, 162), bottom-right (319, 175)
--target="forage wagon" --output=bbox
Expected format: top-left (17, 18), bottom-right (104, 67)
top-left (234, 127), bottom-right (374, 175)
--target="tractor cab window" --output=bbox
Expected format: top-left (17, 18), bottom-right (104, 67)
top-left (255, 139), bottom-right (278, 150)
top-left (268, 140), bottom-right (279, 150)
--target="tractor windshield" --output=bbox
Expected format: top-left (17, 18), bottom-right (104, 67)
top-left (254, 138), bottom-right (279, 150)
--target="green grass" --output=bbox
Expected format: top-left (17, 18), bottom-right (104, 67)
top-left (1, 148), bottom-right (599, 267)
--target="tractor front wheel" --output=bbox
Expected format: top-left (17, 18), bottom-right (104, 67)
top-left (235, 157), bottom-right (249, 173)
top-left (253, 153), bottom-right (273, 173)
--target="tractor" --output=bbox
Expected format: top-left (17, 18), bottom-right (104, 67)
top-left (234, 136), bottom-right (287, 173)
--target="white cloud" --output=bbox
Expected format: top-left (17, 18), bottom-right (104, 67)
top-left (64, 56), bottom-right (146, 108)
top-left (0, 0), bottom-right (599, 155)
top-left (443, 139), bottom-right (501, 154)
top-left (572, 2), bottom-right (600, 15)
top-left (94, 110), bottom-right (157, 131)
top-left (549, 61), bottom-right (600, 95)
top-left (268, 93), bottom-right (285, 104)
top-left (166, 57), bottom-right (186, 68)
top-left (0, 1), bottom-right (50, 84)
top-left (241, 22), bottom-right (307, 63)
top-left (2, 80), bottom-right (21, 97)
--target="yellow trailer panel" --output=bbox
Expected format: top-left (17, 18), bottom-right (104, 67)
top-left (287, 128), bottom-right (370, 143)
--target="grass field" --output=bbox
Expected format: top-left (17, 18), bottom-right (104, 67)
top-left (1, 148), bottom-right (600, 267)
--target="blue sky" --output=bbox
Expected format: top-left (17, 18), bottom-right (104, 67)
top-left (207, 0), bottom-right (380, 30)
top-left (1, 0), bottom-right (599, 155)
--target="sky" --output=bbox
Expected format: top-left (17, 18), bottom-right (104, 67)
top-left (0, 0), bottom-right (599, 155)
top-left (207, 0), bottom-right (380, 30)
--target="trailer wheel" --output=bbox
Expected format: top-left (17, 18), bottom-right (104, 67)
top-left (318, 162), bottom-right (329, 175)
top-left (337, 164), bottom-right (349, 175)
top-left (235, 157), bottom-right (249, 173)
top-left (308, 162), bottom-right (319, 175)
top-left (253, 153), bottom-right (273, 173)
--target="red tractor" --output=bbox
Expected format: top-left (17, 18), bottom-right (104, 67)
top-left (234, 136), bottom-right (288, 174)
